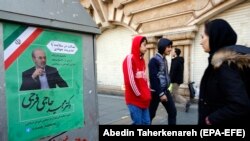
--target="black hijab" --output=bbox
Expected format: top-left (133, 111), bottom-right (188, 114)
top-left (205, 19), bottom-right (237, 57)
top-left (202, 19), bottom-right (238, 90)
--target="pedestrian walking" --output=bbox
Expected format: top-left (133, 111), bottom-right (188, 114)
top-left (148, 38), bottom-right (177, 125)
top-left (122, 36), bottom-right (151, 125)
top-left (170, 48), bottom-right (190, 111)
top-left (199, 19), bottom-right (250, 125)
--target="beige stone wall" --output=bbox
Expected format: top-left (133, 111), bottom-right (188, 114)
top-left (96, 26), bottom-right (133, 94)
top-left (81, 0), bottom-right (244, 33)
top-left (192, 1), bottom-right (250, 86)
top-left (80, 0), bottom-right (247, 95)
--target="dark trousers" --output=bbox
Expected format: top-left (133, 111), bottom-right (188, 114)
top-left (149, 91), bottom-right (177, 125)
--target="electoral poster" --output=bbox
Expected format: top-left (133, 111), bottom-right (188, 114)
top-left (3, 22), bottom-right (84, 141)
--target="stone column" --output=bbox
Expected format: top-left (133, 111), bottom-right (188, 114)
top-left (183, 45), bottom-right (190, 84)
top-left (145, 36), bottom-right (157, 78)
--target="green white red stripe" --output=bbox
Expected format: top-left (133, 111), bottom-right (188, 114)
top-left (4, 27), bottom-right (43, 70)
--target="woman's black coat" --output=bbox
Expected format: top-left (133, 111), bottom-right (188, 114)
top-left (198, 46), bottom-right (250, 125)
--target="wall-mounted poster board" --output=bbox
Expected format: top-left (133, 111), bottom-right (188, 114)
top-left (3, 22), bottom-right (84, 141)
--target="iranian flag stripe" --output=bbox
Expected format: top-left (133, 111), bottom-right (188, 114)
top-left (4, 25), bottom-right (28, 50)
top-left (4, 27), bottom-right (43, 70)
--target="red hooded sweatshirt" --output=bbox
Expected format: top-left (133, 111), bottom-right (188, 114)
top-left (122, 36), bottom-right (151, 109)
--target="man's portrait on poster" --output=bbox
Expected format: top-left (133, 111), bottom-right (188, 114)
top-left (20, 48), bottom-right (68, 91)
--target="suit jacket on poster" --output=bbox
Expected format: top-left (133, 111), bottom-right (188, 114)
top-left (20, 65), bottom-right (68, 91)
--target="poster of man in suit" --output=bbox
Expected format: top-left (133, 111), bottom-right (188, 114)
top-left (20, 48), bottom-right (68, 91)
top-left (3, 22), bottom-right (84, 141)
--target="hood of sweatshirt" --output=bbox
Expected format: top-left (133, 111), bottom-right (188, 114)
top-left (131, 36), bottom-right (144, 59)
top-left (158, 38), bottom-right (172, 55)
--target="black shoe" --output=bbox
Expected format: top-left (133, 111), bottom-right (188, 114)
top-left (185, 102), bottom-right (191, 112)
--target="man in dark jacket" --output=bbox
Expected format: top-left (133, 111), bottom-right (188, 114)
top-left (20, 48), bottom-right (68, 91)
top-left (170, 48), bottom-right (187, 106)
top-left (148, 38), bottom-right (177, 125)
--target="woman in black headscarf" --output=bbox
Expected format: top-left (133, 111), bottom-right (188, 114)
top-left (199, 19), bottom-right (250, 125)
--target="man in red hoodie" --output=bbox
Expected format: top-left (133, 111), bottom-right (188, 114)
top-left (122, 36), bottom-right (151, 125)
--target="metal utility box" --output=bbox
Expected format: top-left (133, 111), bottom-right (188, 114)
top-left (0, 0), bottom-right (100, 141)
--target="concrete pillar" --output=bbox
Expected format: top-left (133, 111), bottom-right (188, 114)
top-left (183, 45), bottom-right (190, 84)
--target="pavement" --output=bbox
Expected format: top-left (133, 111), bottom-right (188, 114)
top-left (98, 93), bottom-right (198, 125)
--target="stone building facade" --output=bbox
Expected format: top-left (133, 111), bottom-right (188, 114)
top-left (80, 0), bottom-right (250, 95)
